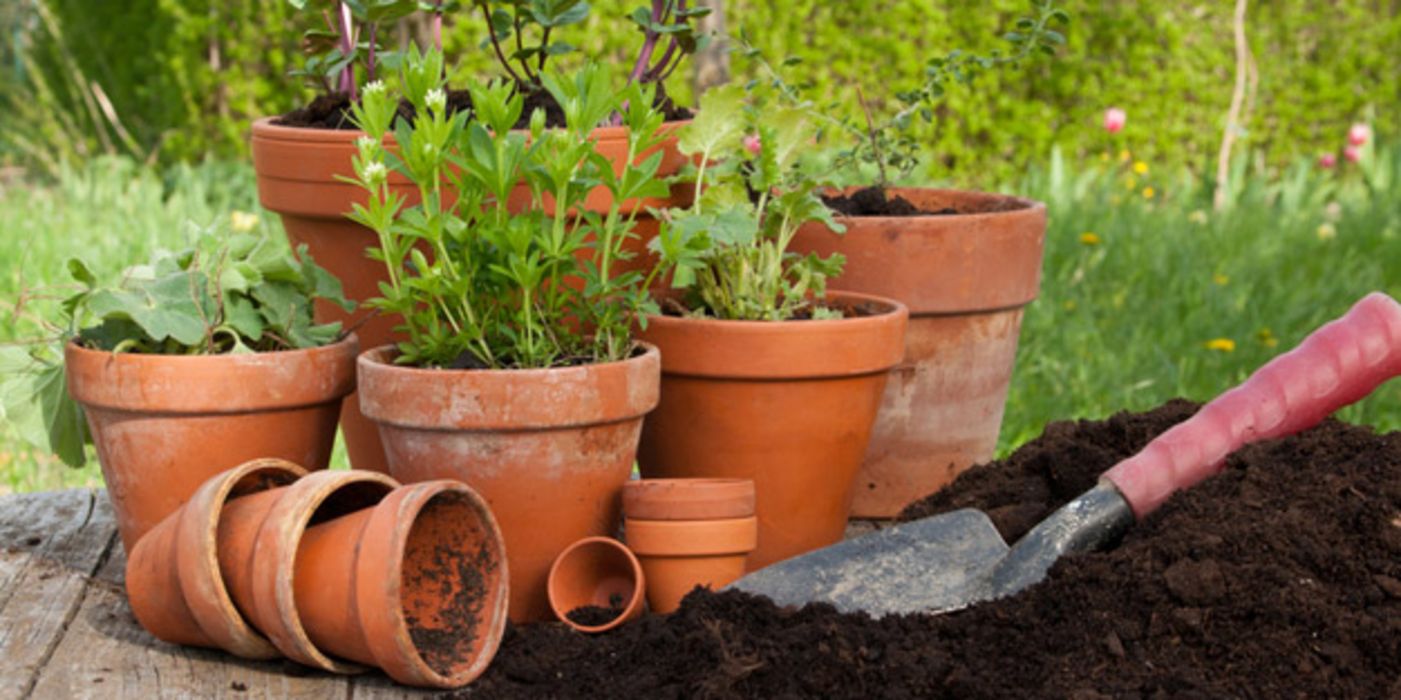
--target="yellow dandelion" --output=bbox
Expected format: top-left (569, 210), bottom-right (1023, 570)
top-left (1142, 186), bottom-right (1156, 200)
top-left (1212, 272), bottom-right (1229, 286)
top-left (1316, 223), bottom-right (1337, 240)
top-left (1119, 149), bottom-right (1132, 163)
top-left (1257, 328), bottom-right (1278, 348)
top-left (1079, 232), bottom-right (1101, 246)
top-left (1204, 338), bottom-right (1236, 353)
top-left (1188, 209), bottom-right (1209, 225)
top-left (1132, 161), bottom-right (1148, 175)
top-left (230, 210), bottom-right (260, 233)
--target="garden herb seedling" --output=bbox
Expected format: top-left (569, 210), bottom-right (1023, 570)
top-left (346, 47), bottom-right (671, 369)
top-left (626, 1), bottom-right (710, 87)
top-left (0, 224), bottom-right (352, 467)
top-left (650, 84), bottom-right (847, 322)
top-left (290, 0), bottom-right (457, 98)
top-left (472, 0), bottom-right (591, 90)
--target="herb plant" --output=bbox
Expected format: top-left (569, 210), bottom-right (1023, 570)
top-left (0, 224), bottom-right (352, 467)
top-left (346, 48), bottom-right (670, 369)
top-left (290, 0), bottom-right (456, 99)
top-left (650, 84), bottom-right (847, 322)
top-left (472, 0), bottom-right (591, 90)
top-left (626, 1), bottom-right (710, 87)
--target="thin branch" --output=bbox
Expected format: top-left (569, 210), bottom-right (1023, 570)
top-left (480, 2), bottom-right (524, 85)
top-left (1214, 0), bottom-right (1249, 211)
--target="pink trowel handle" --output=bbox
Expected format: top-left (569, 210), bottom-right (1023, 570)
top-left (1104, 292), bottom-right (1401, 519)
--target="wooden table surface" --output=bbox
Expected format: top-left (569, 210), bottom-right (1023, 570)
top-left (0, 489), bottom-right (439, 699)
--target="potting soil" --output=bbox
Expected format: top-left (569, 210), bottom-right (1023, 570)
top-left (458, 399), bottom-right (1401, 698)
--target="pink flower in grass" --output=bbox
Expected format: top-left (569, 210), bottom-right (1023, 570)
top-left (1103, 108), bottom-right (1126, 134)
top-left (1343, 145), bottom-right (1363, 163)
top-left (1347, 123), bottom-right (1371, 147)
top-left (1318, 152), bottom-right (1337, 169)
top-left (743, 134), bottom-right (762, 155)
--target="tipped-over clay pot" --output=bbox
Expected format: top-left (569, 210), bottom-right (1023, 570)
top-left (547, 537), bottom-right (646, 633)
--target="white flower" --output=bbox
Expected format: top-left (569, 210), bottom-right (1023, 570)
top-left (426, 88), bottom-right (447, 114)
top-left (362, 161), bottom-right (388, 185)
top-left (229, 210), bottom-right (260, 233)
top-left (363, 80), bottom-right (387, 97)
top-left (356, 135), bottom-right (375, 150)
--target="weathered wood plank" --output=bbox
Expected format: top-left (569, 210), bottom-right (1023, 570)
top-left (29, 525), bottom-right (357, 699)
top-left (0, 489), bottom-right (117, 700)
top-left (349, 673), bottom-right (442, 699)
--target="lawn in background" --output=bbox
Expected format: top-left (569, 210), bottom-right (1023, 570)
top-left (1, 146), bottom-right (1398, 492)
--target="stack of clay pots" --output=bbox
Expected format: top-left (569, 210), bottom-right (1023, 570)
top-left (124, 458), bottom-right (509, 690)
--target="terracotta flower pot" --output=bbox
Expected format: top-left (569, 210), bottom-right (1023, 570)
top-left (546, 536), bottom-right (646, 633)
top-left (789, 188), bottom-right (1047, 517)
top-left (290, 479), bottom-right (510, 688)
top-left (252, 120), bottom-right (690, 472)
top-left (622, 478), bottom-right (756, 521)
top-left (625, 516), bottom-right (757, 614)
top-left (125, 458), bottom-right (306, 659)
top-left (66, 334), bottom-right (358, 551)
top-left (358, 344), bottom-right (661, 623)
top-left (636, 292), bottom-right (908, 570)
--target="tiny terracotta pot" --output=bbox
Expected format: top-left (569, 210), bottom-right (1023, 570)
top-left (253, 119), bottom-right (690, 472)
top-left (359, 344), bottom-right (661, 623)
top-left (636, 292), bottom-right (908, 570)
top-left (125, 458), bottom-right (305, 659)
top-left (789, 188), bottom-right (1047, 517)
top-left (622, 478), bottom-right (756, 521)
top-left (624, 516), bottom-right (758, 614)
top-left (221, 469), bottom-right (399, 674)
top-left (66, 334), bottom-right (358, 552)
top-left (547, 537), bottom-right (646, 633)
top-left (294, 479), bottom-right (510, 688)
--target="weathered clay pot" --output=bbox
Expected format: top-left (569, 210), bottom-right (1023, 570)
top-left (622, 479), bottom-right (758, 613)
top-left (789, 188), bottom-right (1047, 517)
top-left (125, 458), bottom-right (305, 659)
top-left (636, 293), bottom-right (908, 570)
top-left (66, 335), bottom-right (357, 551)
top-left (358, 344), bottom-right (661, 623)
top-left (291, 479), bottom-right (510, 688)
top-left (547, 536), bottom-right (646, 633)
top-left (252, 120), bottom-right (689, 472)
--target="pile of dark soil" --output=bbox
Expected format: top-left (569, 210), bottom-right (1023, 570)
top-left (459, 400), bottom-right (1401, 698)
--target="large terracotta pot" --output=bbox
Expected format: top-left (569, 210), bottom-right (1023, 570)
top-left (358, 344), bottom-right (661, 623)
top-left (636, 293), bottom-right (908, 570)
top-left (252, 119), bottom-right (690, 472)
top-left (66, 335), bottom-right (358, 551)
top-left (789, 188), bottom-right (1047, 517)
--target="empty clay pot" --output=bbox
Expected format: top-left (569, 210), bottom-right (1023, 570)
top-left (125, 458), bottom-right (305, 659)
top-left (293, 479), bottom-right (510, 688)
top-left (66, 334), bottom-right (358, 551)
top-left (789, 188), bottom-right (1047, 517)
top-left (636, 292), bottom-right (908, 570)
top-left (547, 537), bottom-right (646, 633)
top-left (359, 343), bottom-right (660, 623)
top-left (622, 478), bottom-right (756, 521)
top-left (624, 517), bottom-right (758, 614)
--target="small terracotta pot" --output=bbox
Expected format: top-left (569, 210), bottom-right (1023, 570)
top-left (66, 334), bottom-right (358, 551)
top-left (789, 188), bottom-right (1047, 517)
top-left (636, 292), bottom-right (908, 570)
top-left (624, 516), bottom-right (758, 614)
top-left (125, 458), bottom-right (305, 658)
top-left (252, 120), bottom-right (690, 472)
top-left (622, 478), bottom-right (756, 521)
top-left (293, 479), bottom-right (510, 688)
top-left (359, 344), bottom-right (661, 623)
top-left (220, 469), bottom-right (399, 674)
top-left (547, 537), bottom-right (646, 633)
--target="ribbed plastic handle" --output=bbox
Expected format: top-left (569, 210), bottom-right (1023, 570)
top-left (1104, 292), bottom-right (1401, 518)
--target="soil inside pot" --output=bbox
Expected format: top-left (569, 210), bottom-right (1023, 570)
top-left (453, 400), bottom-right (1401, 698)
top-left (403, 494), bottom-right (500, 677)
top-left (822, 186), bottom-right (1021, 218)
top-left (277, 84), bottom-right (691, 131)
top-left (658, 296), bottom-right (889, 321)
top-left (565, 594), bottom-right (627, 627)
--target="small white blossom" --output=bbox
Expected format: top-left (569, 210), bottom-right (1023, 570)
top-left (426, 88), bottom-right (447, 114)
top-left (363, 80), bottom-right (387, 97)
top-left (362, 161), bottom-right (388, 185)
top-left (356, 135), bottom-right (375, 150)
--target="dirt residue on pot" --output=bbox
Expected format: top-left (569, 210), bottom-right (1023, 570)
top-left (458, 401), bottom-right (1401, 698)
top-left (403, 493), bottom-right (499, 677)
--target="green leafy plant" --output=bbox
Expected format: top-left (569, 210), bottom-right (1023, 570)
top-left (345, 47), bottom-right (670, 368)
top-left (289, 0), bottom-right (455, 98)
top-left (649, 83), bottom-right (847, 321)
top-left (472, 0), bottom-right (591, 90)
top-left (742, 0), bottom-right (1070, 188)
top-left (0, 223), bottom-right (352, 467)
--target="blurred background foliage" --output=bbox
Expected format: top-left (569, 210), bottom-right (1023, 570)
top-left (0, 0), bottom-right (1395, 184)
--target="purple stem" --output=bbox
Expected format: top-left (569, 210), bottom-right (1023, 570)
top-left (367, 23), bottom-right (378, 82)
top-left (432, 0), bottom-right (443, 51)
top-left (337, 2), bottom-right (356, 98)
top-left (628, 0), bottom-right (666, 84)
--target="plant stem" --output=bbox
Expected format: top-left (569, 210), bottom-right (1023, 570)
top-left (337, 2), bottom-right (356, 99)
top-left (367, 23), bottom-right (377, 82)
top-left (855, 86), bottom-right (889, 188)
top-left (432, 0), bottom-right (443, 51)
top-left (480, 2), bottom-right (524, 85)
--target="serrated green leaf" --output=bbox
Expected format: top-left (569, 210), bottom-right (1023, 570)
top-left (677, 83), bottom-right (746, 159)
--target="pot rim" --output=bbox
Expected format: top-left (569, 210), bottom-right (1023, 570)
top-left (65, 332), bottom-right (359, 413)
top-left (623, 516), bottom-right (759, 556)
top-left (622, 478), bottom-right (756, 521)
top-left (356, 479), bottom-right (510, 688)
top-left (546, 536), bottom-right (646, 634)
top-left (252, 115), bottom-right (692, 145)
top-left (824, 185), bottom-right (1047, 223)
top-left (249, 469), bottom-right (400, 674)
top-left (645, 291), bottom-right (906, 330)
top-left (357, 342), bottom-right (661, 431)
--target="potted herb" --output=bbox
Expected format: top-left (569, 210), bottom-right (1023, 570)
top-left (0, 224), bottom-right (358, 552)
top-left (635, 85), bottom-right (909, 571)
top-left (776, 2), bottom-right (1068, 517)
top-left (251, 1), bottom-right (708, 472)
top-left (347, 51), bottom-right (665, 622)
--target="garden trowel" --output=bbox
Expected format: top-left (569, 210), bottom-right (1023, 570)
top-left (730, 292), bottom-right (1401, 616)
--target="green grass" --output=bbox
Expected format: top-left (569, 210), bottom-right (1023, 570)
top-left (1, 147), bottom-right (1398, 491)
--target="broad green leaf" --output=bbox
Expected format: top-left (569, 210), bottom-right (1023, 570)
top-left (677, 84), bottom-right (746, 159)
